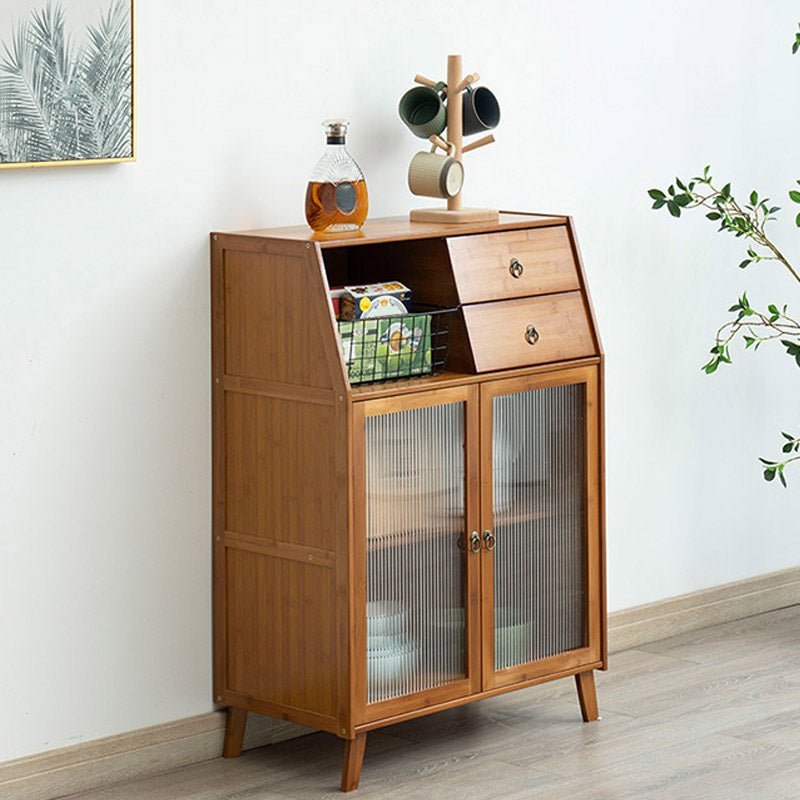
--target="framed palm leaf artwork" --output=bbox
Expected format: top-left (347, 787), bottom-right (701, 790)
top-left (0, 0), bottom-right (134, 168)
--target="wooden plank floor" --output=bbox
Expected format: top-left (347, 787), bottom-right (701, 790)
top-left (61, 607), bottom-right (800, 800)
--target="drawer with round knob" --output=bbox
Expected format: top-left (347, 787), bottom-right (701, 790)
top-left (461, 292), bottom-right (596, 371)
top-left (446, 225), bottom-right (581, 304)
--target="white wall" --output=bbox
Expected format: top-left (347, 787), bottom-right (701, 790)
top-left (2, 0), bottom-right (799, 763)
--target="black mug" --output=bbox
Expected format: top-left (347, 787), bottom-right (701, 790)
top-left (462, 85), bottom-right (501, 136)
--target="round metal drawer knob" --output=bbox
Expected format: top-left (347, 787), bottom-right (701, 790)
top-left (509, 258), bottom-right (524, 279)
top-left (525, 324), bottom-right (540, 345)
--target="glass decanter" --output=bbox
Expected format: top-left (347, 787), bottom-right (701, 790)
top-left (305, 119), bottom-right (368, 232)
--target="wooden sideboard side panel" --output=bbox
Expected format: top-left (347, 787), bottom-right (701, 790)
top-left (225, 547), bottom-right (338, 717)
top-left (565, 218), bottom-right (607, 667)
top-left (565, 217), bottom-right (604, 359)
top-left (211, 235), bottom-right (227, 701)
top-left (212, 236), bottom-right (350, 725)
top-left (223, 248), bottom-right (331, 389)
top-left (224, 393), bottom-right (338, 549)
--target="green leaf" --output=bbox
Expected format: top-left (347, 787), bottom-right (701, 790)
top-left (738, 259), bottom-right (751, 269)
top-left (795, 211), bottom-right (800, 228)
top-left (768, 206), bottom-right (780, 214)
top-left (675, 193), bottom-right (691, 207)
top-left (722, 183), bottom-right (731, 198)
top-left (676, 177), bottom-right (686, 191)
top-left (706, 212), bottom-right (722, 220)
top-left (750, 190), bottom-right (758, 205)
top-left (764, 467), bottom-right (776, 481)
top-left (652, 199), bottom-right (666, 209)
top-left (667, 200), bottom-right (681, 217)
top-left (782, 340), bottom-right (800, 357)
top-left (744, 336), bottom-right (756, 348)
top-left (768, 304), bottom-right (780, 315)
top-left (783, 442), bottom-right (795, 453)
top-left (668, 184), bottom-right (676, 196)
top-left (648, 189), bottom-right (666, 200)
top-left (779, 466), bottom-right (787, 487)
top-left (789, 190), bottom-right (800, 203)
top-left (782, 432), bottom-right (795, 441)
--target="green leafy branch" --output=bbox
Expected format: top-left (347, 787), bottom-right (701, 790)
top-left (647, 168), bottom-right (800, 285)
top-left (646, 25), bottom-right (800, 487)
top-left (761, 432), bottom-right (800, 486)
top-left (648, 169), bottom-right (800, 485)
top-left (702, 293), bottom-right (800, 374)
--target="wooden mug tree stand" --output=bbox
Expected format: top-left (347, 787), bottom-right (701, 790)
top-left (409, 54), bottom-right (499, 224)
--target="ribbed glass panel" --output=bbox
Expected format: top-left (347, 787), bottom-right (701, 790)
top-left (365, 403), bottom-right (466, 704)
top-left (493, 384), bottom-right (586, 670)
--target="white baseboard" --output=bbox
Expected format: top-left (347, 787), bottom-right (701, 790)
top-left (3, 565), bottom-right (799, 800)
top-left (608, 564), bottom-right (800, 652)
top-left (0, 713), bottom-right (309, 800)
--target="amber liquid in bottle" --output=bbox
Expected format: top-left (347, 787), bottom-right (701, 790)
top-left (305, 179), bottom-right (369, 232)
top-left (305, 120), bottom-right (368, 233)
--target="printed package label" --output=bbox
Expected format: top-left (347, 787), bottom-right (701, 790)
top-left (338, 314), bottom-right (432, 384)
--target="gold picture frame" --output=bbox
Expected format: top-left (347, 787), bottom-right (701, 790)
top-left (0, 0), bottom-right (135, 169)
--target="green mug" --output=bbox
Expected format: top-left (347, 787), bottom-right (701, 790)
top-left (398, 82), bottom-right (447, 139)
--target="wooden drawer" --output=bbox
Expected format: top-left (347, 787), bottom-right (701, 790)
top-left (446, 225), bottom-right (580, 303)
top-left (462, 292), bottom-right (596, 372)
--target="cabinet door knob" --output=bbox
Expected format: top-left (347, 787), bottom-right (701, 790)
top-left (483, 530), bottom-right (496, 551)
top-left (524, 324), bottom-right (540, 345)
top-left (509, 258), bottom-right (524, 278)
top-left (469, 531), bottom-right (482, 554)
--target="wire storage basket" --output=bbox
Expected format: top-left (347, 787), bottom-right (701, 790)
top-left (337, 305), bottom-right (455, 385)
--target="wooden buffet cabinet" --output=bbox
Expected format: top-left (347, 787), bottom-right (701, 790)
top-left (210, 212), bottom-right (606, 792)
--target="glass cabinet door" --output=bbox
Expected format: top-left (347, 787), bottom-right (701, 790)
top-left (354, 386), bottom-right (481, 721)
top-left (480, 366), bottom-right (602, 690)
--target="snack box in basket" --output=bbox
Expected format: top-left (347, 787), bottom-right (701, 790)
top-left (328, 286), bottom-right (347, 319)
top-left (340, 282), bottom-right (411, 320)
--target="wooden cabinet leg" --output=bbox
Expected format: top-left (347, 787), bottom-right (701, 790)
top-left (575, 670), bottom-right (599, 722)
top-left (223, 707), bottom-right (248, 758)
top-left (340, 733), bottom-right (367, 792)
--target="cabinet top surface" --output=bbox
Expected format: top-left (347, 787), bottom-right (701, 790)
top-left (215, 212), bottom-right (568, 248)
